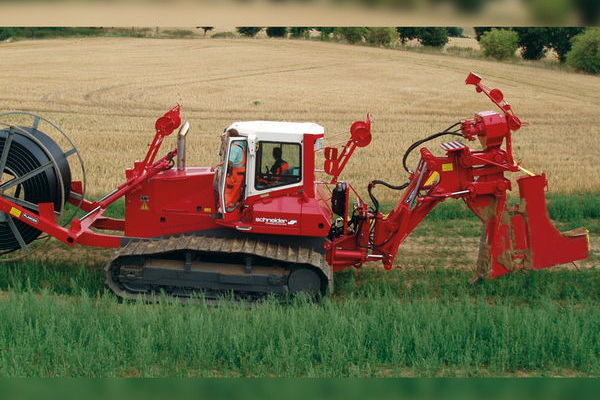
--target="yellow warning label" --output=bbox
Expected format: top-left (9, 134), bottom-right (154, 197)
top-left (424, 171), bottom-right (440, 187)
top-left (203, 208), bottom-right (212, 213)
top-left (140, 202), bottom-right (149, 211)
top-left (442, 163), bottom-right (454, 172)
top-left (9, 207), bottom-right (21, 218)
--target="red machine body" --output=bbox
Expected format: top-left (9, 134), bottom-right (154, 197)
top-left (123, 165), bottom-right (333, 238)
top-left (0, 74), bottom-right (589, 285)
top-left (123, 167), bottom-right (219, 238)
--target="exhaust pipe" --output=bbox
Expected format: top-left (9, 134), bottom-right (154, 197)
top-left (177, 120), bottom-right (190, 171)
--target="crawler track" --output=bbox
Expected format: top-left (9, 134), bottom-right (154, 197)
top-left (106, 230), bottom-right (332, 303)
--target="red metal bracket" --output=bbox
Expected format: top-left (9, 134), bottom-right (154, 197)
top-left (324, 114), bottom-right (373, 183)
top-left (465, 72), bottom-right (524, 131)
top-left (138, 104), bottom-right (181, 174)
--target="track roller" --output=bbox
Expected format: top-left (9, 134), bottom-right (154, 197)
top-left (288, 268), bottom-right (323, 297)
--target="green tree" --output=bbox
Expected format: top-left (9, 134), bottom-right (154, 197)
top-left (446, 27), bottom-right (464, 38)
top-left (474, 27), bottom-right (493, 41)
top-left (547, 27), bottom-right (585, 63)
top-left (396, 27), bottom-right (420, 44)
top-left (514, 27), bottom-right (550, 60)
top-left (289, 27), bottom-right (310, 39)
top-left (336, 27), bottom-right (368, 44)
top-left (0, 28), bottom-right (18, 41)
top-left (479, 29), bottom-right (519, 60)
top-left (417, 27), bottom-right (449, 47)
top-left (566, 28), bottom-right (600, 74)
top-left (198, 27), bottom-right (214, 37)
top-left (314, 27), bottom-right (336, 41)
top-left (266, 27), bottom-right (288, 38)
top-left (366, 27), bottom-right (399, 47)
top-left (0, 27), bottom-right (105, 40)
top-left (236, 27), bottom-right (262, 37)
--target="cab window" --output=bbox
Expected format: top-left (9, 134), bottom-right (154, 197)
top-left (255, 142), bottom-right (301, 191)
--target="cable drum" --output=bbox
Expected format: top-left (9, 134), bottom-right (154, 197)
top-left (0, 122), bottom-right (75, 255)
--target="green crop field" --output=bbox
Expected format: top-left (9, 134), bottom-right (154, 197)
top-left (0, 255), bottom-right (598, 377)
top-left (0, 187), bottom-right (598, 377)
top-left (0, 206), bottom-right (598, 377)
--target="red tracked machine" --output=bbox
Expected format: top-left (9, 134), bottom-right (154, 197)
top-left (0, 74), bottom-right (589, 300)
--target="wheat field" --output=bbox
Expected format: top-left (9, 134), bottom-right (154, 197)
top-left (0, 37), bottom-right (598, 202)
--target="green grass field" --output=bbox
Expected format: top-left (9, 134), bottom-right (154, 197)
top-left (0, 220), bottom-right (597, 377)
top-left (0, 194), bottom-right (597, 377)
top-left (2, 171), bottom-right (599, 377)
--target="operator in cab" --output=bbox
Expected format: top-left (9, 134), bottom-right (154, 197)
top-left (256, 146), bottom-right (289, 189)
top-left (223, 129), bottom-right (247, 212)
top-left (270, 147), bottom-right (289, 178)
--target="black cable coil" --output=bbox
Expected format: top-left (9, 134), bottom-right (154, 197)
top-left (0, 127), bottom-right (71, 252)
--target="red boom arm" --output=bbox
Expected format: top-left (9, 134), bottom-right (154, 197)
top-left (326, 74), bottom-right (589, 279)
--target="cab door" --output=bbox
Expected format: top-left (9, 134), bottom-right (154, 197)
top-left (217, 137), bottom-right (248, 215)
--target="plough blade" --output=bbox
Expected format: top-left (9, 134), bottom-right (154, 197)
top-left (514, 174), bottom-right (589, 271)
top-left (478, 174), bottom-right (589, 279)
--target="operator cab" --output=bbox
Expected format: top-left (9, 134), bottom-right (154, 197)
top-left (255, 142), bottom-right (300, 191)
top-left (215, 121), bottom-right (331, 237)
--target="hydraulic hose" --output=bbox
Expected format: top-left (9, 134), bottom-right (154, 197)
top-left (370, 179), bottom-right (410, 191)
top-left (402, 122), bottom-right (463, 173)
top-left (369, 121), bottom-right (462, 215)
top-left (366, 122), bottom-right (463, 249)
top-left (368, 179), bottom-right (409, 217)
top-left (367, 178), bottom-right (411, 249)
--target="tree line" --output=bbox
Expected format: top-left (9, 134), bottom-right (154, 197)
top-left (236, 27), bottom-right (457, 47)
top-left (475, 27), bottom-right (599, 74)
top-left (235, 27), bottom-right (599, 74)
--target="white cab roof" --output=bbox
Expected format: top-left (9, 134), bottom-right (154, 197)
top-left (226, 121), bottom-right (325, 138)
